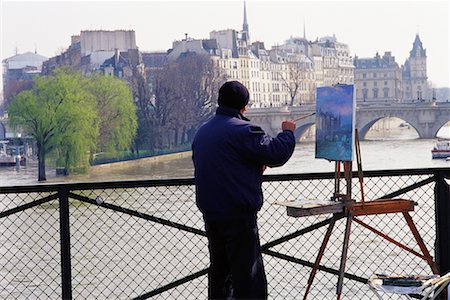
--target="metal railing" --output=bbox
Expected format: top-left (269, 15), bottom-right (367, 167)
top-left (0, 168), bottom-right (449, 299)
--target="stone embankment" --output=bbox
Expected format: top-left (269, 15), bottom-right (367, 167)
top-left (90, 151), bottom-right (192, 173)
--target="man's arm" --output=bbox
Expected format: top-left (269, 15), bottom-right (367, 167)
top-left (241, 120), bottom-right (296, 167)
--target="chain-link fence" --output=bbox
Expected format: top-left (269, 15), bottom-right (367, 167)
top-left (0, 168), bottom-right (448, 299)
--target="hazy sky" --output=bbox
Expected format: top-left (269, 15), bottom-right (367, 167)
top-left (1, 0), bottom-right (449, 89)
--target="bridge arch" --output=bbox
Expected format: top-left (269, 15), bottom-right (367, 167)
top-left (355, 111), bottom-right (447, 139)
top-left (247, 103), bottom-right (450, 140)
top-left (357, 116), bottom-right (420, 140)
top-left (435, 120), bottom-right (450, 138)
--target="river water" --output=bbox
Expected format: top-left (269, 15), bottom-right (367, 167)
top-left (1, 125), bottom-right (449, 299)
top-left (1, 125), bottom-right (450, 186)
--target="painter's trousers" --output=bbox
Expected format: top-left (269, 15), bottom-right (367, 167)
top-left (205, 216), bottom-right (268, 300)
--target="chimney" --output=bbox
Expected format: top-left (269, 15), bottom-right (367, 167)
top-left (114, 48), bottom-right (120, 66)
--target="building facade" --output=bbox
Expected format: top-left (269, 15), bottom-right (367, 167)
top-left (2, 51), bottom-right (48, 109)
top-left (80, 30), bottom-right (137, 57)
top-left (41, 30), bottom-right (147, 111)
top-left (43, 30), bottom-right (141, 78)
top-left (13, 6), bottom-right (435, 112)
top-left (353, 34), bottom-right (430, 104)
top-left (166, 2), bottom-right (354, 108)
top-left (353, 51), bottom-right (403, 103)
top-left (402, 34), bottom-right (429, 101)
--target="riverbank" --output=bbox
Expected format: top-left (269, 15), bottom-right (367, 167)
top-left (46, 150), bottom-right (195, 183)
top-left (3, 137), bottom-right (450, 186)
top-left (90, 151), bottom-right (192, 173)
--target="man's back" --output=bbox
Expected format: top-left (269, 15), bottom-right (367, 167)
top-left (192, 106), bottom-right (295, 221)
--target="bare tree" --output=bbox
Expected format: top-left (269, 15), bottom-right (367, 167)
top-left (175, 53), bottom-right (225, 143)
top-left (150, 52), bottom-right (226, 149)
top-left (279, 62), bottom-right (304, 106)
top-left (130, 65), bottom-right (155, 153)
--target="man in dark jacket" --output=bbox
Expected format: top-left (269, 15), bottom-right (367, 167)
top-left (192, 81), bottom-right (296, 299)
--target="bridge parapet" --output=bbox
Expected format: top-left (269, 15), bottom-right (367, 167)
top-left (246, 106), bottom-right (316, 138)
top-left (247, 102), bottom-right (450, 141)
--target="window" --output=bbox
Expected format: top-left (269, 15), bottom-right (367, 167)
top-left (383, 87), bottom-right (389, 98)
top-left (384, 81), bottom-right (388, 85)
top-left (362, 73), bottom-right (366, 79)
top-left (373, 73), bottom-right (377, 78)
top-left (363, 82), bottom-right (367, 87)
top-left (374, 82), bottom-right (377, 87)
top-left (373, 88), bottom-right (379, 98)
top-left (363, 88), bottom-right (368, 101)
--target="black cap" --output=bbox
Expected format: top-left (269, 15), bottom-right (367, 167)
top-left (218, 81), bottom-right (249, 110)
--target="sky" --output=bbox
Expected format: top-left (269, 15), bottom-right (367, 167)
top-left (1, 0), bottom-right (449, 90)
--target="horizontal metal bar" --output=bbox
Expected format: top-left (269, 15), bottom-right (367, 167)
top-left (263, 168), bottom-right (446, 182)
top-left (2, 167), bottom-right (449, 194)
top-left (0, 193), bottom-right (59, 218)
top-left (68, 192), bottom-right (207, 237)
top-left (132, 268), bottom-right (208, 299)
top-left (0, 178), bottom-right (196, 193)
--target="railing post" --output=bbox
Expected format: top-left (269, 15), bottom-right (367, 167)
top-left (435, 170), bottom-right (450, 299)
top-left (59, 188), bottom-right (72, 300)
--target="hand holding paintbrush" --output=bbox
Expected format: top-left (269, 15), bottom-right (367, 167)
top-left (282, 112), bottom-right (315, 133)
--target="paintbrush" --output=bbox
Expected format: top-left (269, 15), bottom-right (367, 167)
top-left (293, 112), bottom-right (316, 122)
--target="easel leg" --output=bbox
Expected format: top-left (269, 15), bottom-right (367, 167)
top-left (403, 212), bottom-right (439, 274)
top-left (303, 214), bottom-right (340, 300)
top-left (336, 212), bottom-right (354, 300)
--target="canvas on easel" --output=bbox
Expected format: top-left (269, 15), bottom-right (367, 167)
top-left (315, 84), bottom-right (355, 162)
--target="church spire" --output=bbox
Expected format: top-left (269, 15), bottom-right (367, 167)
top-left (303, 19), bottom-right (306, 39)
top-left (409, 34), bottom-right (426, 58)
top-left (242, 1), bottom-right (250, 42)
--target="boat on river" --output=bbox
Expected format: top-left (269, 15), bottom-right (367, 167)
top-left (0, 154), bottom-right (21, 166)
top-left (0, 140), bottom-right (25, 166)
top-left (431, 139), bottom-right (450, 159)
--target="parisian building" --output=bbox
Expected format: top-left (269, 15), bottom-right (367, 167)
top-left (402, 34), bottom-right (430, 101)
top-left (7, 5), bottom-right (432, 110)
top-left (353, 34), bottom-right (430, 104)
top-left (12, 3), bottom-right (356, 110)
top-left (2, 51), bottom-right (48, 109)
top-left (41, 30), bottom-right (146, 105)
top-left (166, 3), bottom-right (354, 108)
top-left (42, 30), bottom-right (142, 78)
top-left (353, 51), bottom-right (403, 103)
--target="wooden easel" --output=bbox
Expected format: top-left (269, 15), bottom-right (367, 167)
top-left (280, 129), bottom-right (439, 300)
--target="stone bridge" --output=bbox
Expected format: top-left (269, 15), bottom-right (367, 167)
top-left (1, 102), bottom-right (449, 141)
top-left (246, 102), bottom-right (450, 141)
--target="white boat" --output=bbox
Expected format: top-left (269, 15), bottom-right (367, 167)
top-left (0, 154), bottom-right (20, 166)
top-left (431, 139), bottom-right (450, 159)
top-left (0, 140), bottom-right (25, 166)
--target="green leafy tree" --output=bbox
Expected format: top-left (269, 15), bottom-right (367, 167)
top-left (85, 74), bottom-right (137, 157)
top-left (8, 69), bottom-right (98, 181)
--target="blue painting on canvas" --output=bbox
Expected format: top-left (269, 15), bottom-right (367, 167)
top-left (315, 84), bottom-right (355, 161)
